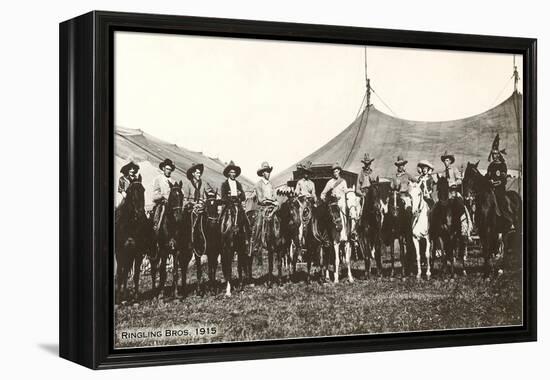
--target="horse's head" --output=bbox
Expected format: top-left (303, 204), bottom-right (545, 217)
top-left (408, 182), bottom-right (423, 214)
top-left (167, 180), bottom-right (184, 223)
top-left (125, 176), bottom-right (145, 216)
top-left (463, 160), bottom-right (481, 196)
top-left (436, 174), bottom-right (450, 201)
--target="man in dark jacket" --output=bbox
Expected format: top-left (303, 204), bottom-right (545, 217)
top-left (486, 134), bottom-right (514, 230)
top-left (220, 161), bottom-right (249, 238)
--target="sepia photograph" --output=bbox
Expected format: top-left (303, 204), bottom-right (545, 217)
top-left (113, 31), bottom-right (523, 349)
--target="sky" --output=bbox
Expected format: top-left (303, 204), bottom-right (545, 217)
top-left (114, 31), bottom-right (523, 180)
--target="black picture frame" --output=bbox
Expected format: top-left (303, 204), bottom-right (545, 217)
top-left (59, 10), bottom-right (537, 369)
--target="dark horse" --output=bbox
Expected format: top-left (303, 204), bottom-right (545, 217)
top-left (430, 176), bottom-right (465, 277)
top-left (356, 181), bottom-right (384, 278)
top-left (462, 161), bottom-right (521, 274)
top-left (252, 205), bottom-right (285, 287)
top-left (219, 199), bottom-right (250, 296)
top-left (203, 197), bottom-right (223, 294)
top-left (150, 181), bottom-right (185, 298)
top-left (115, 175), bottom-right (152, 302)
top-left (382, 190), bottom-right (413, 277)
top-left (280, 196), bottom-right (319, 283)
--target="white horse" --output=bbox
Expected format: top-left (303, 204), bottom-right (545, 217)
top-left (409, 183), bottom-right (431, 280)
top-left (324, 190), bottom-right (361, 283)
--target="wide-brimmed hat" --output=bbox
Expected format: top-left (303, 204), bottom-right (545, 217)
top-left (257, 161), bottom-right (273, 176)
top-left (159, 158), bottom-right (175, 171)
top-left (332, 162), bottom-right (343, 171)
top-left (186, 163), bottom-right (204, 180)
top-left (361, 153), bottom-right (375, 165)
top-left (297, 161), bottom-right (313, 175)
top-left (394, 155), bottom-right (408, 166)
top-left (440, 150), bottom-right (455, 164)
top-left (417, 160), bottom-right (434, 170)
top-left (223, 160), bottom-right (241, 178)
top-left (120, 161), bottom-right (139, 175)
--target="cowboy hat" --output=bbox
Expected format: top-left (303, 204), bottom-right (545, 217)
top-left (120, 161), bottom-right (139, 175)
top-left (186, 163), bottom-right (204, 180)
top-left (332, 162), bottom-right (342, 171)
top-left (440, 150), bottom-right (455, 164)
top-left (159, 158), bottom-right (175, 171)
top-left (361, 153), bottom-right (375, 165)
top-left (394, 155), bottom-right (408, 166)
top-left (417, 160), bottom-right (434, 170)
top-left (257, 161), bottom-right (273, 176)
top-left (297, 161), bottom-right (313, 174)
top-left (223, 160), bottom-right (241, 178)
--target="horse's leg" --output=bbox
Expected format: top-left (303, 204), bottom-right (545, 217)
top-left (267, 249), bottom-right (274, 288)
top-left (133, 255), bottom-right (142, 300)
top-left (221, 247), bottom-right (232, 297)
top-left (425, 238), bottom-right (431, 281)
top-left (390, 239), bottom-right (395, 278)
top-left (196, 254), bottom-right (203, 296)
top-left (158, 254), bottom-right (167, 299)
top-left (345, 242), bottom-right (354, 283)
top-left (334, 242), bottom-right (340, 283)
top-left (375, 239), bottom-right (383, 278)
top-left (277, 247), bottom-right (283, 286)
top-left (399, 237), bottom-right (406, 278)
top-left (413, 237), bottom-right (421, 280)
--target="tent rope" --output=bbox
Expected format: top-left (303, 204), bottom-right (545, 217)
top-left (371, 86), bottom-right (399, 117)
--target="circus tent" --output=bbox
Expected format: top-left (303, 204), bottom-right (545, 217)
top-left (272, 91), bottom-right (522, 192)
top-left (115, 127), bottom-right (254, 208)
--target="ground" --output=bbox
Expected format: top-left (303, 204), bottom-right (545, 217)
top-left (114, 245), bottom-right (523, 348)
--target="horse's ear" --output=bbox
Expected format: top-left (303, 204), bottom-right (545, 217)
top-left (178, 180), bottom-right (183, 187)
top-left (168, 181), bottom-right (173, 188)
top-left (474, 160), bottom-right (480, 168)
top-left (137, 174), bottom-right (142, 182)
top-left (376, 176), bottom-right (379, 183)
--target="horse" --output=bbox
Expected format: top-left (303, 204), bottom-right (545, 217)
top-left (319, 192), bottom-right (356, 284)
top-left (251, 204), bottom-right (285, 287)
top-left (150, 180), bottom-right (185, 299)
top-left (279, 196), bottom-right (301, 276)
top-left (203, 196), bottom-right (223, 293)
top-left (462, 161), bottom-right (521, 274)
top-left (114, 175), bottom-right (152, 302)
top-left (408, 182), bottom-right (431, 280)
top-left (430, 176), bottom-right (465, 278)
top-left (356, 182), bottom-right (384, 278)
top-left (219, 199), bottom-right (250, 296)
top-left (382, 190), bottom-right (413, 277)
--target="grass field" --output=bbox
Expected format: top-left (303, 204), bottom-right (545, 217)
top-left (114, 246), bottom-right (522, 348)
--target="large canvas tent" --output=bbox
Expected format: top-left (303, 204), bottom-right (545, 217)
top-left (115, 127), bottom-right (254, 208)
top-left (272, 91), bottom-right (522, 192)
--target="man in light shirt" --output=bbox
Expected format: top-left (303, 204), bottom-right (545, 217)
top-left (320, 162), bottom-right (349, 202)
top-left (152, 158), bottom-right (176, 231)
top-left (294, 162), bottom-right (316, 245)
top-left (254, 161), bottom-right (278, 207)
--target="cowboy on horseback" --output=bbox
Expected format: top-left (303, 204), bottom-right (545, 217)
top-left (355, 153), bottom-right (376, 197)
top-left (486, 134), bottom-right (514, 230)
top-left (320, 162), bottom-right (349, 202)
top-left (436, 151), bottom-right (472, 240)
top-left (117, 161), bottom-right (140, 207)
top-left (152, 158), bottom-right (176, 232)
top-left (440, 150), bottom-right (462, 199)
top-left (390, 155), bottom-right (415, 209)
top-left (183, 162), bottom-right (212, 212)
top-left (416, 160), bottom-right (435, 208)
top-left (220, 160), bottom-right (250, 236)
top-left (295, 161), bottom-right (317, 245)
top-left (251, 162), bottom-right (279, 246)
